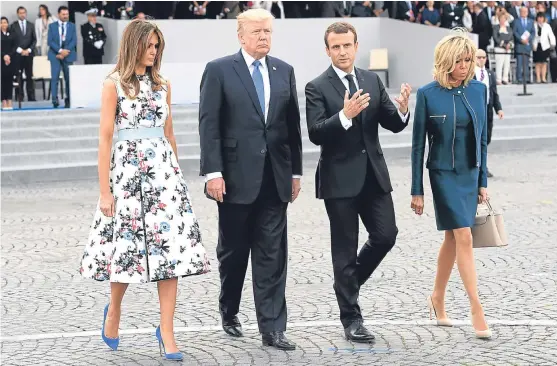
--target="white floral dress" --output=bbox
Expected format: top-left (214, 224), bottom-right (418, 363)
top-left (80, 73), bottom-right (210, 283)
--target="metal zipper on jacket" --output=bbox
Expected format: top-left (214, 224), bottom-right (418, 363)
top-left (461, 92), bottom-right (480, 167)
top-left (452, 95), bottom-right (456, 169)
top-left (427, 135), bottom-right (434, 163)
top-left (430, 115), bottom-right (447, 124)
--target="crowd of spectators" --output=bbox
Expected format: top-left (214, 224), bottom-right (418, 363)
top-left (1, 1), bottom-right (556, 110)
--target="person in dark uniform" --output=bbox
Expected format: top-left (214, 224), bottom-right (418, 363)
top-left (10, 6), bottom-right (36, 101)
top-left (411, 30), bottom-right (491, 340)
top-left (81, 8), bottom-right (106, 64)
top-left (2, 16), bottom-right (15, 110)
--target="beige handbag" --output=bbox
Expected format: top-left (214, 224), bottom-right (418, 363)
top-left (472, 200), bottom-right (508, 248)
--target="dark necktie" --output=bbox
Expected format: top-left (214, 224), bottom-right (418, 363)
top-left (480, 69), bottom-right (485, 81)
top-left (61, 23), bottom-right (66, 47)
top-left (345, 74), bottom-right (358, 98)
top-left (345, 74), bottom-right (360, 123)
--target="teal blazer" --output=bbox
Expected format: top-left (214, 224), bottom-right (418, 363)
top-left (411, 80), bottom-right (488, 196)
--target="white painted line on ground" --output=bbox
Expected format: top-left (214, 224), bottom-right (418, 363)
top-left (2, 319), bottom-right (556, 342)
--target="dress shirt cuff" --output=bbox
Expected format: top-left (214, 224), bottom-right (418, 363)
top-left (205, 172), bottom-right (222, 182)
top-left (292, 175), bottom-right (302, 179)
top-left (399, 109), bottom-right (410, 123)
top-left (338, 110), bottom-right (352, 130)
top-left (16, 47), bottom-right (22, 54)
top-left (27, 48), bottom-right (31, 53)
top-left (58, 48), bottom-right (63, 53)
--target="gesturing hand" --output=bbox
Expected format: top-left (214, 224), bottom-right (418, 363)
top-left (207, 177), bottom-right (226, 203)
top-left (394, 83), bottom-right (412, 114)
top-left (343, 89), bottom-right (370, 120)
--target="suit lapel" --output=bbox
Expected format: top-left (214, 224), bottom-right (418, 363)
top-left (266, 56), bottom-right (277, 125)
top-left (355, 68), bottom-right (369, 123)
top-left (232, 50), bottom-right (265, 123)
top-left (327, 66), bottom-right (347, 100)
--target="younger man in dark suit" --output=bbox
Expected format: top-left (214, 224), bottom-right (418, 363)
top-left (10, 6), bottom-right (36, 101)
top-left (305, 22), bottom-right (411, 342)
top-left (475, 49), bottom-right (504, 177)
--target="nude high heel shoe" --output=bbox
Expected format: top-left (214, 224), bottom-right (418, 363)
top-left (470, 312), bottom-right (492, 339)
top-left (427, 295), bottom-right (453, 327)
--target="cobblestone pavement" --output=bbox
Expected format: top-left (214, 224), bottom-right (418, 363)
top-left (2, 147), bottom-right (557, 365)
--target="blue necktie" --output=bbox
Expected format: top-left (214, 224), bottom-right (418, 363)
top-left (252, 60), bottom-right (265, 117)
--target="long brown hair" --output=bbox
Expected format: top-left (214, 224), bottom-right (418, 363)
top-left (111, 19), bottom-right (166, 98)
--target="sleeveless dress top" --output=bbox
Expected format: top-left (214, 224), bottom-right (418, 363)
top-left (79, 73), bottom-right (211, 283)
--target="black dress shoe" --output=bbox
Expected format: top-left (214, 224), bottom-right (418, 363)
top-left (222, 316), bottom-right (243, 337)
top-left (344, 320), bottom-right (375, 343)
top-left (487, 169), bottom-right (494, 178)
top-left (261, 331), bottom-right (296, 351)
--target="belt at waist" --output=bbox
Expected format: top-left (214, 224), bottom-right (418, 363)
top-left (117, 127), bottom-right (165, 141)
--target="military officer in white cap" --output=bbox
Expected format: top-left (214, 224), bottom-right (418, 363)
top-left (81, 8), bottom-right (106, 64)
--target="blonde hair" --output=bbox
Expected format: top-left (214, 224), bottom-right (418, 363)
top-left (111, 19), bottom-right (166, 98)
top-left (433, 28), bottom-right (477, 89)
top-left (237, 8), bottom-right (274, 33)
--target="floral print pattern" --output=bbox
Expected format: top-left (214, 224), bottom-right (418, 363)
top-left (80, 73), bottom-right (210, 283)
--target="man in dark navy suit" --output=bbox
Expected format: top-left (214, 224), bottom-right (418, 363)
top-left (48, 6), bottom-right (77, 108)
top-left (10, 6), bottom-right (36, 101)
top-left (475, 49), bottom-right (504, 177)
top-left (305, 22), bottom-right (411, 343)
top-left (198, 8), bottom-right (302, 351)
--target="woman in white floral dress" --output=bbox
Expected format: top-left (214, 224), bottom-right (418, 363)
top-left (79, 19), bottom-right (210, 360)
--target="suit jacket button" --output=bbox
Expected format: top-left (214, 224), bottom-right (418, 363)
top-left (362, 149), bottom-right (366, 153)
top-left (260, 149), bottom-right (266, 154)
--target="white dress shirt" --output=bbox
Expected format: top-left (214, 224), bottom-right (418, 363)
top-left (16, 20), bottom-right (32, 54)
top-left (58, 21), bottom-right (67, 51)
top-left (475, 66), bottom-right (490, 105)
top-left (331, 64), bottom-right (410, 130)
top-left (205, 48), bottom-right (301, 181)
top-left (240, 48), bottom-right (270, 122)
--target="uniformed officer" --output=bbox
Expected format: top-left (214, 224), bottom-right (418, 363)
top-left (81, 8), bottom-right (106, 64)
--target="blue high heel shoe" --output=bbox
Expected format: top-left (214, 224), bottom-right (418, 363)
top-left (101, 304), bottom-right (120, 351)
top-left (155, 326), bottom-right (183, 361)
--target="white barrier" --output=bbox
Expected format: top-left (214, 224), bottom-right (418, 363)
top-left (69, 62), bottom-right (207, 108)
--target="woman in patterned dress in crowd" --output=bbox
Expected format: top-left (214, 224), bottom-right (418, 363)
top-left (79, 19), bottom-right (210, 361)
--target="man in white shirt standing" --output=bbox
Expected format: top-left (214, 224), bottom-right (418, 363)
top-left (199, 9), bottom-right (302, 351)
top-left (475, 49), bottom-right (504, 177)
top-left (9, 6), bottom-right (36, 101)
top-left (47, 6), bottom-right (77, 108)
top-left (305, 22), bottom-right (411, 343)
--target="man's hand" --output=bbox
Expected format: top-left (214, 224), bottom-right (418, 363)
top-left (343, 89), bottom-right (370, 120)
top-left (61, 49), bottom-right (70, 57)
top-left (56, 54), bottom-right (64, 60)
top-left (497, 110), bottom-right (504, 119)
top-left (21, 50), bottom-right (29, 56)
top-left (207, 177), bottom-right (226, 202)
top-left (3, 55), bottom-right (10, 65)
top-left (394, 83), bottom-right (412, 114)
top-left (291, 178), bottom-right (301, 202)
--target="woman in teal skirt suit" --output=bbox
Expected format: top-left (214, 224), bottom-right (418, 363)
top-left (410, 29), bottom-right (492, 339)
